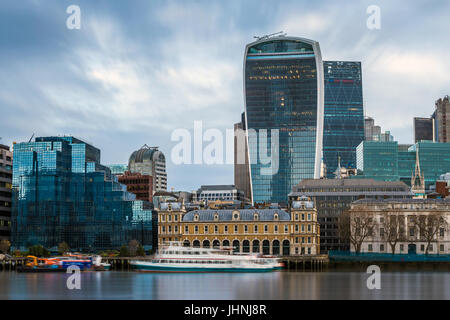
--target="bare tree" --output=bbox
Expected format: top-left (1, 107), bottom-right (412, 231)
top-left (340, 210), bottom-right (377, 253)
top-left (0, 240), bottom-right (10, 254)
top-left (128, 239), bottom-right (140, 256)
top-left (413, 213), bottom-right (448, 255)
top-left (380, 213), bottom-right (406, 254)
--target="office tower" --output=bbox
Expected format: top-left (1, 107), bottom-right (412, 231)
top-left (364, 116), bottom-right (393, 141)
top-left (356, 141), bottom-right (399, 181)
top-left (323, 61), bottom-right (364, 177)
top-left (292, 179), bottom-right (412, 253)
top-left (234, 112), bottom-right (251, 202)
top-left (434, 95), bottom-right (450, 142)
top-left (414, 117), bottom-right (434, 143)
top-left (11, 136), bottom-right (156, 252)
top-left (0, 143), bottom-right (12, 241)
top-left (106, 164), bottom-right (128, 176)
top-left (129, 145), bottom-right (167, 193)
top-left (244, 35), bottom-right (324, 204)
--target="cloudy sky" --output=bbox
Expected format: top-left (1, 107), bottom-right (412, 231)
top-left (1, 0), bottom-right (449, 191)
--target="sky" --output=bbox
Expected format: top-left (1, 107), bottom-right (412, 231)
top-left (1, 0), bottom-right (449, 192)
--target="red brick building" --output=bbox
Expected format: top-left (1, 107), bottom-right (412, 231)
top-left (118, 171), bottom-right (153, 202)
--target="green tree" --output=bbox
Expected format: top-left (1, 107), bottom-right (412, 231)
top-left (28, 245), bottom-right (50, 257)
top-left (128, 240), bottom-right (139, 256)
top-left (119, 245), bottom-right (129, 257)
top-left (136, 245), bottom-right (145, 257)
top-left (0, 240), bottom-right (10, 254)
top-left (58, 241), bottom-right (70, 255)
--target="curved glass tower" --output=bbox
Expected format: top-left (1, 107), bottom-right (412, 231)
top-left (244, 36), bottom-right (324, 204)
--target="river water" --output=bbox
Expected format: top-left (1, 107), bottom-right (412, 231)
top-left (0, 271), bottom-right (449, 300)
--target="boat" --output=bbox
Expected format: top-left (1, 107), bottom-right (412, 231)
top-left (92, 255), bottom-right (111, 271)
top-left (17, 254), bottom-right (110, 272)
top-left (130, 242), bottom-right (284, 273)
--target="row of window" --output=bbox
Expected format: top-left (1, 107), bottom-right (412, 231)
top-left (366, 243), bottom-right (447, 253)
top-left (160, 224), bottom-right (316, 235)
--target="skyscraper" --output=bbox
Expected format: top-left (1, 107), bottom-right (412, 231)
top-left (0, 143), bottom-right (12, 242)
top-left (413, 117), bottom-right (434, 142)
top-left (243, 35), bottom-right (324, 204)
top-left (11, 136), bottom-right (156, 252)
top-left (128, 145), bottom-right (167, 192)
top-left (323, 61), bottom-right (364, 177)
top-left (234, 112), bottom-right (251, 202)
top-left (434, 95), bottom-right (450, 142)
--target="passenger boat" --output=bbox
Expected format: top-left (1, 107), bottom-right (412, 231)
top-left (130, 242), bottom-right (283, 273)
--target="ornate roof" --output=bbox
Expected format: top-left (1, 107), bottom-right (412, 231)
top-left (182, 209), bottom-right (290, 222)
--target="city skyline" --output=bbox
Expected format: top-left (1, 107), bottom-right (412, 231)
top-left (1, 0), bottom-right (450, 192)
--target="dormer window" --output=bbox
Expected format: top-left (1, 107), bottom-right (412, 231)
top-left (214, 213), bottom-right (219, 221)
top-left (274, 213), bottom-right (279, 221)
top-left (232, 210), bottom-right (240, 221)
top-left (254, 213), bottom-right (259, 221)
top-left (194, 214), bottom-right (199, 222)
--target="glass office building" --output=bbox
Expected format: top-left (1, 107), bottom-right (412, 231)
top-left (323, 61), bottom-right (364, 178)
top-left (244, 36), bottom-right (324, 204)
top-left (11, 136), bottom-right (156, 252)
top-left (355, 141), bottom-right (450, 189)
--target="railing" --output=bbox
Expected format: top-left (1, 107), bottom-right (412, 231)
top-left (328, 251), bottom-right (450, 262)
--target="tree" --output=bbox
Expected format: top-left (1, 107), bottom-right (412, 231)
top-left (340, 210), bottom-right (377, 254)
top-left (0, 240), bottom-right (10, 254)
top-left (136, 245), bottom-right (145, 257)
top-left (119, 245), bottom-right (129, 257)
top-left (58, 241), bottom-right (70, 255)
top-left (28, 245), bottom-right (50, 257)
top-left (380, 213), bottom-right (406, 254)
top-left (413, 213), bottom-right (448, 255)
top-left (128, 240), bottom-right (139, 256)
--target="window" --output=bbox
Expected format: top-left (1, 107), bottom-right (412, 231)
top-left (264, 225), bottom-right (268, 233)
top-left (162, 226), bottom-right (166, 233)
top-left (174, 215), bottom-right (178, 221)
top-left (224, 225), bottom-right (228, 233)
top-left (400, 244), bottom-right (404, 252)
top-left (380, 244), bottom-right (384, 252)
top-left (301, 214), bottom-right (305, 221)
top-left (409, 227), bottom-right (415, 237)
top-left (284, 225), bottom-right (288, 233)
top-left (440, 228), bottom-right (445, 237)
top-left (307, 224), bottom-right (311, 232)
top-left (301, 224), bottom-right (305, 232)
top-left (204, 226), bottom-right (208, 234)
top-left (440, 244), bottom-right (445, 252)
top-left (234, 225), bottom-right (238, 233)
top-left (174, 226), bottom-right (178, 233)
top-left (295, 237), bottom-right (298, 244)
top-left (380, 228), bottom-right (384, 237)
top-left (295, 224), bottom-right (299, 232)
top-left (295, 214), bottom-right (298, 220)
top-left (420, 244), bottom-right (425, 252)
top-left (368, 244), bottom-right (373, 252)
top-left (254, 225), bottom-right (258, 233)
top-left (274, 225), bottom-right (278, 233)
top-left (302, 237), bottom-right (305, 244)
top-left (185, 225), bottom-right (188, 233)
top-left (244, 225), bottom-right (248, 233)
top-left (308, 237), bottom-right (311, 243)
top-left (307, 213), bottom-right (311, 221)
top-left (194, 226), bottom-right (198, 234)
top-left (214, 225), bottom-right (218, 233)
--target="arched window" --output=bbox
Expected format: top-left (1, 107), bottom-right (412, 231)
top-left (273, 240), bottom-right (280, 255)
top-left (252, 240), bottom-right (260, 253)
top-left (183, 240), bottom-right (190, 247)
top-left (254, 213), bottom-right (259, 221)
top-left (203, 240), bottom-right (210, 248)
top-left (243, 240), bottom-right (250, 253)
top-left (232, 240), bottom-right (240, 253)
top-left (193, 240), bottom-right (200, 248)
top-left (194, 214), bottom-right (199, 222)
top-left (282, 239), bottom-right (290, 256)
top-left (262, 240), bottom-right (270, 255)
top-left (212, 239), bottom-right (220, 249)
top-left (223, 239), bottom-right (230, 249)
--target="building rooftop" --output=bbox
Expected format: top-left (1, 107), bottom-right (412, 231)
top-left (294, 178), bottom-right (409, 188)
top-left (183, 209), bottom-right (290, 222)
top-left (197, 185), bottom-right (238, 191)
top-left (352, 198), bottom-right (450, 204)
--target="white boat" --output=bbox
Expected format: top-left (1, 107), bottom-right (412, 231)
top-left (130, 242), bottom-right (283, 273)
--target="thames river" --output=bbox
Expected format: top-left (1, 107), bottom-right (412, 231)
top-left (0, 271), bottom-right (449, 300)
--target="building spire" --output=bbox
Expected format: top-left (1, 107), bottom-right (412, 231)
top-left (411, 146), bottom-right (425, 197)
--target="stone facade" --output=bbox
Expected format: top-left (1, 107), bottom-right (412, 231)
top-left (348, 199), bottom-right (450, 254)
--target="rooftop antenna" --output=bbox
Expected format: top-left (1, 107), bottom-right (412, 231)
top-left (254, 31), bottom-right (286, 41)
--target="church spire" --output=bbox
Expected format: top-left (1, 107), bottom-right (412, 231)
top-left (411, 146), bottom-right (425, 197)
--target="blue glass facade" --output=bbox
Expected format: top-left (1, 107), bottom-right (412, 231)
top-left (11, 136), bottom-right (156, 252)
top-left (244, 37), bottom-right (324, 204)
top-left (323, 61), bottom-right (364, 177)
top-left (355, 141), bottom-right (450, 189)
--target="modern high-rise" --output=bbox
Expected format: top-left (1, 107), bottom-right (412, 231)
top-left (364, 116), bottom-right (393, 141)
top-left (244, 35), bottom-right (324, 204)
top-left (414, 117), bottom-right (434, 143)
top-left (323, 61), bottom-right (364, 177)
top-left (11, 136), bottom-right (156, 252)
top-left (434, 95), bottom-right (450, 142)
top-left (129, 145), bottom-right (167, 192)
top-left (234, 112), bottom-right (251, 202)
top-left (0, 143), bottom-right (12, 241)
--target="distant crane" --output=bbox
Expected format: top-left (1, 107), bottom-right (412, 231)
top-left (253, 31), bottom-right (286, 41)
top-left (28, 133), bottom-right (35, 143)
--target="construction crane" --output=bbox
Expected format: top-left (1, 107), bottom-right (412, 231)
top-left (253, 31), bottom-right (286, 41)
top-left (28, 133), bottom-right (35, 143)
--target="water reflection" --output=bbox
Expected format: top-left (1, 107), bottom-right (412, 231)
top-left (0, 271), bottom-right (449, 300)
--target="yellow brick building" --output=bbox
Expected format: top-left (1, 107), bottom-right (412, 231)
top-left (158, 196), bottom-right (320, 256)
